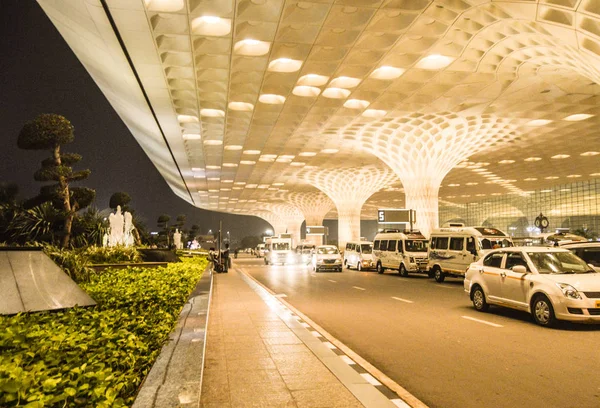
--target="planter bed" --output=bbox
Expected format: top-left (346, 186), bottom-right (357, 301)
top-left (0, 257), bottom-right (207, 407)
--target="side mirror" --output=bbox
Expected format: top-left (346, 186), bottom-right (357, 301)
top-left (512, 265), bottom-right (527, 273)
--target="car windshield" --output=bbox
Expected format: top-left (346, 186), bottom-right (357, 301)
top-left (272, 243), bottom-right (290, 250)
top-left (302, 247), bottom-right (314, 254)
top-left (527, 251), bottom-right (594, 274)
top-left (405, 240), bottom-right (428, 252)
top-left (480, 238), bottom-right (513, 249)
top-left (318, 247), bottom-right (339, 254)
top-left (361, 244), bottom-right (373, 254)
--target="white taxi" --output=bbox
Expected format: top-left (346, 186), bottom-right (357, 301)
top-left (312, 245), bottom-right (343, 272)
top-left (464, 247), bottom-right (600, 326)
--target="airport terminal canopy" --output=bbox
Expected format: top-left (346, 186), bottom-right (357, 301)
top-left (39, 0), bottom-right (600, 239)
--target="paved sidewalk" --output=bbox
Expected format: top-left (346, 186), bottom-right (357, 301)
top-left (200, 265), bottom-right (387, 408)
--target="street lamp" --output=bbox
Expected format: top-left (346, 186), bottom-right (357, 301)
top-left (265, 229), bottom-right (273, 236)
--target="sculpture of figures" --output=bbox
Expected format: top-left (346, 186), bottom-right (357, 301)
top-left (123, 211), bottom-right (134, 246)
top-left (173, 228), bottom-right (182, 250)
top-left (108, 205), bottom-right (125, 247)
top-left (102, 231), bottom-right (109, 248)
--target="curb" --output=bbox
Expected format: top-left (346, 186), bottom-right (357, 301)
top-left (132, 265), bottom-right (213, 408)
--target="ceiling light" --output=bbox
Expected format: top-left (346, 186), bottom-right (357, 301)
top-left (447, 184), bottom-right (460, 187)
top-left (524, 157), bottom-right (541, 162)
top-left (204, 140), bottom-right (223, 146)
top-left (234, 39), bottom-right (270, 56)
top-left (222, 163), bottom-right (238, 167)
top-left (224, 145), bottom-right (242, 151)
top-left (329, 77), bottom-right (361, 89)
top-left (560, 188), bottom-right (570, 192)
top-left (321, 148), bottom-right (339, 154)
top-left (228, 102), bottom-right (254, 111)
top-left (257, 184), bottom-right (269, 189)
top-left (144, 0), bottom-right (184, 12)
top-left (297, 74), bottom-right (329, 86)
top-left (551, 154), bottom-right (570, 159)
top-left (416, 54), bottom-right (454, 70)
top-left (276, 157), bottom-right (293, 163)
top-left (581, 151), bottom-right (599, 156)
top-left (545, 176), bottom-right (559, 179)
top-left (370, 66), bottom-right (405, 80)
top-left (206, 165), bottom-right (220, 169)
top-left (207, 177), bottom-right (220, 181)
top-left (526, 119), bottom-right (552, 126)
top-left (491, 193), bottom-right (501, 196)
top-left (362, 109), bottom-right (386, 118)
top-left (177, 114), bottom-right (198, 123)
top-left (268, 58), bottom-right (302, 72)
top-left (243, 150), bottom-right (261, 155)
top-left (540, 189), bottom-right (552, 193)
top-left (259, 156), bottom-right (275, 162)
top-left (465, 182), bottom-right (478, 186)
top-left (567, 174), bottom-right (581, 178)
top-left (222, 180), bottom-right (233, 183)
top-left (293, 86), bottom-right (321, 97)
top-left (272, 183), bottom-right (284, 186)
top-left (191, 167), bottom-right (204, 172)
top-left (182, 133), bottom-right (201, 140)
top-left (564, 113), bottom-right (594, 121)
top-left (498, 160), bottom-right (514, 164)
top-left (524, 178), bottom-right (537, 181)
top-left (193, 175), bottom-right (204, 179)
top-left (343, 99), bottom-right (370, 109)
top-left (259, 94), bottom-right (286, 104)
top-left (191, 16), bottom-right (231, 36)
top-left (290, 162), bottom-right (305, 166)
top-left (322, 88), bottom-right (351, 99)
top-left (299, 152), bottom-right (317, 157)
top-left (200, 109), bottom-right (224, 117)
top-left (245, 184), bottom-right (257, 188)
top-left (591, 173), bottom-right (600, 176)
top-left (240, 160), bottom-right (256, 165)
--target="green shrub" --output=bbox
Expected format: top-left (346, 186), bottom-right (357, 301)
top-left (83, 246), bottom-right (141, 265)
top-left (44, 245), bottom-right (92, 283)
top-left (0, 257), bottom-right (207, 407)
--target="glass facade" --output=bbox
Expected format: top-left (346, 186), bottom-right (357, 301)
top-left (439, 179), bottom-right (600, 238)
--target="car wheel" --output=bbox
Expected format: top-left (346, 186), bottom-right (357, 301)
top-left (345, 261), bottom-right (350, 269)
top-left (357, 262), bottom-right (362, 271)
top-left (264, 259), bottom-right (268, 265)
top-left (399, 264), bottom-right (409, 277)
top-left (434, 267), bottom-right (445, 283)
top-left (471, 285), bottom-right (489, 312)
top-left (376, 262), bottom-right (384, 274)
top-left (532, 295), bottom-right (556, 327)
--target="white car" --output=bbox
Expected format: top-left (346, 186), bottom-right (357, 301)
top-left (312, 245), bottom-right (343, 272)
top-left (464, 247), bottom-right (600, 326)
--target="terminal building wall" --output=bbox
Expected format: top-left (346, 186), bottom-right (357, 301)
top-left (439, 179), bottom-right (600, 238)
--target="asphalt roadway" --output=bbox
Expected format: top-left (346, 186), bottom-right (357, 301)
top-left (234, 256), bottom-right (600, 408)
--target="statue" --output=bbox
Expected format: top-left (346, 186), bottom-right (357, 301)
top-left (173, 228), bottom-right (182, 250)
top-left (124, 211), bottom-right (135, 246)
top-left (102, 231), bottom-right (109, 248)
top-left (107, 205), bottom-right (136, 247)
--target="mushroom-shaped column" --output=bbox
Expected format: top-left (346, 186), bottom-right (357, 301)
top-left (251, 210), bottom-right (287, 236)
top-left (265, 203), bottom-right (306, 247)
top-left (301, 165), bottom-right (398, 249)
top-left (345, 113), bottom-right (519, 237)
top-left (286, 192), bottom-right (335, 246)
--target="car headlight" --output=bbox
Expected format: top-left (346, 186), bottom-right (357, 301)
top-left (335, 258), bottom-right (341, 264)
top-left (556, 283), bottom-right (582, 300)
top-left (316, 259), bottom-right (323, 264)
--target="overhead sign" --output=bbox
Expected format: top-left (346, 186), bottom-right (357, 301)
top-left (306, 226), bottom-right (327, 235)
top-left (377, 209), bottom-right (416, 224)
top-left (279, 233), bottom-right (292, 239)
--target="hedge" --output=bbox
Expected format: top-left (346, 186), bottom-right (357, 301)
top-left (0, 257), bottom-right (207, 407)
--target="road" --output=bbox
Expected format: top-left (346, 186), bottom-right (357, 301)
top-left (233, 256), bottom-right (600, 408)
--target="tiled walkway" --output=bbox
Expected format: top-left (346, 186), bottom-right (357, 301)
top-left (200, 267), bottom-right (365, 408)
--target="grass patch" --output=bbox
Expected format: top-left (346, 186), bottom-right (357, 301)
top-left (0, 257), bottom-right (207, 407)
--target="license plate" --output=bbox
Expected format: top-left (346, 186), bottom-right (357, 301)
top-left (596, 301), bottom-right (600, 308)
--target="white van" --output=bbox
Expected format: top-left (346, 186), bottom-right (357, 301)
top-left (295, 243), bottom-right (316, 265)
top-left (428, 226), bottom-right (513, 283)
top-left (264, 237), bottom-right (295, 265)
top-left (373, 231), bottom-right (429, 276)
top-left (255, 243), bottom-right (266, 258)
top-left (343, 241), bottom-right (375, 271)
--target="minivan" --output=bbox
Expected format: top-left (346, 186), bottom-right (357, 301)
top-left (428, 226), bottom-right (513, 283)
top-left (373, 231), bottom-right (429, 276)
top-left (343, 241), bottom-right (375, 271)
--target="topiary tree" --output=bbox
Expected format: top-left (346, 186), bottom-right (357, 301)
top-left (157, 214), bottom-right (171, 247)
top-left (109, 191), bottom-right (132, 211)
top-left (18, 114), bottom-right (95, 248)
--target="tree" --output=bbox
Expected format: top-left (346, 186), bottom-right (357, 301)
top-left (157, 214), bottom-right (171, 247)
top-left (109, 192), bottom-right (132, 211)
top-left (241, 235), bottom-right (261, 249)
top-left (188, 224), bottom-right (200, 242)
top-left (18, 114), bottom-right (95, 248)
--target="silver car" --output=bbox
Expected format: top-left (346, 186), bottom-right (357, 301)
top-left (464, 247), bottom-right (600, 326)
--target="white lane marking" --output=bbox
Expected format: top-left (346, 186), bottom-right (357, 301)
top-left (323, 341), bottom-right (337, 349)
top-left (300, 322), bottom-right (310, 328)
top-left (340, 355), bottom-right (356, 365)
top-left (461, 315), bottom-right (503, 328)
top-left (328, 279), bottom-right (337, 283)
top-left (391, 399), bottom-right (411, 408)
top-left (436, 285), bottom-right (455, 289)
top-left (274, 294), bottom-right (287, 298)
top-left (391, 297), bottom-right (414, 304)
top-left (311, 331), bottom-right (323, 338)
top-left (360, 373), bottom-right (382, 386)
top-left (353, 286), bottom-right (366, 291)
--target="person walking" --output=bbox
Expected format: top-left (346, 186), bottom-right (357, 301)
top-left (222, 243), bottom-right (230, 273)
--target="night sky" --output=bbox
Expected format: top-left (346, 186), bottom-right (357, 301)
top-left (0, 1), bottom-right (275, 241)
